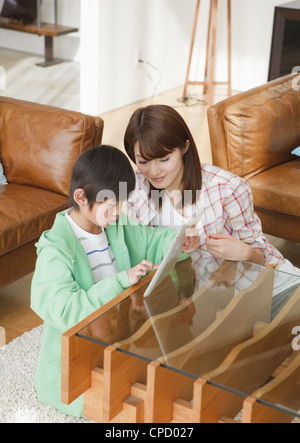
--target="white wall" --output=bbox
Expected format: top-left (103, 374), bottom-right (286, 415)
top-left (80, 0), bottom-right (195, 115)
top-left (80, 0), bottom-right (287, 115)
top-left (0, 0), bottom-right (80, 61)
top-left (0, 0), bottom-right (290, 114)
top-left (230, 0), bottom-right (284, 91)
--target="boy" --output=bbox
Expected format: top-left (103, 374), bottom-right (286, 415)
top-left (31, 145), bottom-right (192, 418)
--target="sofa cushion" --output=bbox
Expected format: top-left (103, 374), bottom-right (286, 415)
top-left (0, 98), bottom-right (99, 197)
top-left (223, 78), bottom-right (300, 179)
top-left (248, 160), bottom-right (300, 217)
top-left (0, 184), bottom-right (68, 256)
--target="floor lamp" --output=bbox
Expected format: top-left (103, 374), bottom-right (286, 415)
top-left (183, 0), bottom-right (232, 106)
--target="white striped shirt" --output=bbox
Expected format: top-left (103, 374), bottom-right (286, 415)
top-left (65, 210), bottom-right (118, 283)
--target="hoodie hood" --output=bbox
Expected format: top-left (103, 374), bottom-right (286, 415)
top-left (36, 210), bottom-right (132, 271)
top-left (36, 210), bottom-right (78, 261)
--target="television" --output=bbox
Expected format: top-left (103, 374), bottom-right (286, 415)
top-left (269, 1), bottom-right (300, 81)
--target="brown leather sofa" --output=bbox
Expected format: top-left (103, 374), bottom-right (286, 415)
top-left (0, 97), bottom-right (104, 291)
top-left (207, 74), bottom-right (300, 242)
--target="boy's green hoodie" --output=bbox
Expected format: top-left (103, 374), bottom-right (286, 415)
top-left (31, 210), bottom-right (188, 417)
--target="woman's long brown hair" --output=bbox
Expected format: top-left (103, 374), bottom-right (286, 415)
top-left (124, 105), bottom-right (202, 205)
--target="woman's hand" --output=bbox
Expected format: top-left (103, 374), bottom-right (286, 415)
top-left (127, 260), bottom-right (159, 286)
top-left (182, 235), bottom-right (201, 254)
top-left (206, 233), bottom-right (265, 265)
top-left (182, 227), bottom-right (201, 254)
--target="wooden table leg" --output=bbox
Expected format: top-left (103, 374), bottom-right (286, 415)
top-left (0, 326), bottom-right (6, 346)
top-left (36, 36), bottom-right (62, 67)
top-left (146, 361), bottom-right (194, 423)
top-left (243, 397), bottom-right (295, 423)
top-left (193, 378), bottom-right (243, 423)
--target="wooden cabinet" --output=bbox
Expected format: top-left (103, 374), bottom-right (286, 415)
top-left (0, 0), bottom-right (78, 66)
top-left (269, 1), bottom-right (300, 80)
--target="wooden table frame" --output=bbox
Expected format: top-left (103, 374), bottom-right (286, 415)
top-left (61, 269), bottom-right (300, 423)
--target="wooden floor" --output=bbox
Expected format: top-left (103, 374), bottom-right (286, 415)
top-left (0, 48), bottom-right (299, 345)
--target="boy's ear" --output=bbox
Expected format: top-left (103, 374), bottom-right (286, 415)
top-left (73, 188), bottom-right (88, 207)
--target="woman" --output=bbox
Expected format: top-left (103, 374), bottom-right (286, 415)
top-left (124, 104), bottom-right (300, 297)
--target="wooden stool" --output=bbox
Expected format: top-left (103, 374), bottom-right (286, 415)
top-left (183, 0), bottom-right (232, 105)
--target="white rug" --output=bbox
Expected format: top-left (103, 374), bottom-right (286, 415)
top-left (0, 326), bottom-right (91, 423)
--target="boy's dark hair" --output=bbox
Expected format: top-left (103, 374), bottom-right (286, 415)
top-left (69, 145), bottom-right (136, 210)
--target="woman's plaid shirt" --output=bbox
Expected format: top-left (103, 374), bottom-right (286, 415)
top-left (125, 164), bottom-right (285, 274)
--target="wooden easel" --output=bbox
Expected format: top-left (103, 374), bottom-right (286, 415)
top-left (183, 0), bottom-right (232, 105)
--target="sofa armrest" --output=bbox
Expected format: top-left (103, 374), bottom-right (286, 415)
top-left (207, 74), bottom-right (299, 177)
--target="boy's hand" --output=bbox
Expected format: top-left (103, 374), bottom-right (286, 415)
top-left (127, 260), bottom-right (159, 286)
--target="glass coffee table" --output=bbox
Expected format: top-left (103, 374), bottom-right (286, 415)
top-left (62, 258), bottom-right (300, 423)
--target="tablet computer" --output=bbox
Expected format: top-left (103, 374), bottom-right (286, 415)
top-left (143, 212), bottom-right (202, 298)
